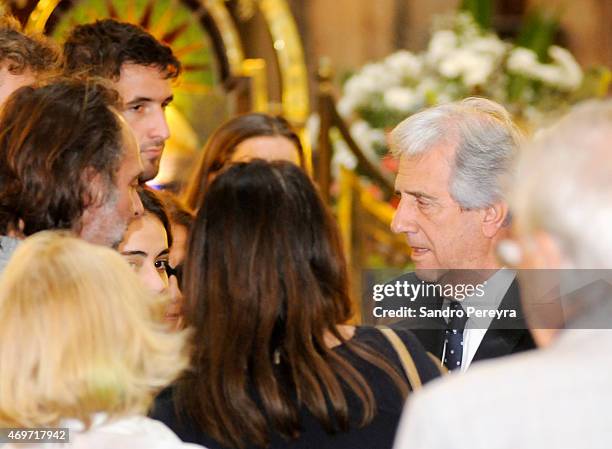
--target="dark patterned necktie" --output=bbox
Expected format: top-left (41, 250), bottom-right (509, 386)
top-left (444, 300), bottom-right (468, 371)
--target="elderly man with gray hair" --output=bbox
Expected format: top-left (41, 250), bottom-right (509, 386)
top-left (386, 97), bottom-right (534, 372)
top-left (393, 100), bottom-right (612, 449)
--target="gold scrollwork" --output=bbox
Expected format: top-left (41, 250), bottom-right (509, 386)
top-left (258, 0), bottom-right (309, 126)
top-left (25, 0), bottom-right (61, 32)
top-left (204, 0), bottom-right (245, 75)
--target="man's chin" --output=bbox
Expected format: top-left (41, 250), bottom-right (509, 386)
top-left (140, 160), bottom-right (160, 183)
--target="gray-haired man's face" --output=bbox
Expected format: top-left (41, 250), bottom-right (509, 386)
top-left (390, 144), bottom-right (497, 281)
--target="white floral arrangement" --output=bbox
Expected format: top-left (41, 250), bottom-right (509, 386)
top-left (335, 12), bottom-right (608, 172)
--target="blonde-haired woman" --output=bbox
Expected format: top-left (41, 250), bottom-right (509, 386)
top-left (0, 231), bottom-right (205, 449)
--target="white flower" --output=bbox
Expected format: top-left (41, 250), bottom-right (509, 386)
top-left (383, 86), bottom-right (420, 112)
top-left (350, 120), bottom-right (384, 162)
top-left (427, 30), bottom-right (457, 65)
top-left (337, 96), bottom-right (356, 117)
top-left (548, 46), bottom-right (582, 90)
top-left (332, 139), bottom-right (358, 173)
top-left (507, 47), bottom-right (538, 72)
top-left (342, 71), bottom-right (382, 113)
top-left (462, 55), bottom-right (496, 87)
top-left (360, 63), bottom-right (401, 89)
top-left (385, 50), bottom-right (422, 79)
top-left (439, 48), bottom-right (495, 87)
top-left (507, 46), bottom-right (582, 91)
top-left (467, 35), bottom-right (506, 59)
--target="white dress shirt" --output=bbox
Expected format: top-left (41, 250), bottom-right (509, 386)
top-left (441, 269), bottom-right (516, 371)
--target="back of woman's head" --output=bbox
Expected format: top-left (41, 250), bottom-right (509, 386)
top-left (0, 231), bottom-right (190, 428)
top-left (183, 113), bottom-right (304, 211)
top-left (186, 160), bottom-right (350, 344)
top-left (182, 161), bottom-right (393, 448)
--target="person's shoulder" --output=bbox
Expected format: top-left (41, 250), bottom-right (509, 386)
top-left (414, 346), bottom-right (544, 409)
top-left (78, 415), bottom-right (207, 449)
top-left (352, 326), bottom-right (442, 385)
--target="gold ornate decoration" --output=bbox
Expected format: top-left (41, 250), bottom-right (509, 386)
top-left (258, 0), bottom-right (308, 125)
top-left (240, 58), bottom-right (268, 112)
top-left (25, 0), bottom-right (60, 32)
top-left (205, 0), bottom-right (245, 75)
top-left (233, 0), bottom-right (257, 21)
top-left (256, 0), bottom-right (311, 172)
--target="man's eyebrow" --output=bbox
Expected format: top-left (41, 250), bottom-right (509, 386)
top-left (125, 95), bottom-right (174, 106)
top-left (120, 250), bottom-right (147, 257)
top-left (396, 189), bottom-right (438, 201)
top-left (125, 96), bottom-right (152, 106)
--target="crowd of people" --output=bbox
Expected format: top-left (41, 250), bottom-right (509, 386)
top-left (0, 12), bottom-right (610, 449)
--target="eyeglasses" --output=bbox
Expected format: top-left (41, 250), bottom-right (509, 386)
top-left (166, 263), bottom-right (184, 290)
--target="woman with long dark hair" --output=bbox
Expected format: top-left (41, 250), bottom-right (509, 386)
top-left (182, 113), bottom-right (305, 212)
top-left (153, 160), bottom-right (441, 449)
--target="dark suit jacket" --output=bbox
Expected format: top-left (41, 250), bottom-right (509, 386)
top-left (377, 272), bottom-right (535, 364)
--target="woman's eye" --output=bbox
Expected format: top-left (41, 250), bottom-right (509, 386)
top-left (155, 259), bottom-right (170, 271)
top-left (122, 257), bottom-right (141, 270)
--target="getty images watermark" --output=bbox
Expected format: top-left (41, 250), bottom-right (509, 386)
top-left (362, 269), bottom-right (612, 330)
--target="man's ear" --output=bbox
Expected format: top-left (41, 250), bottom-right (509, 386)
top-left (481, 201), bottom-right (509, 238)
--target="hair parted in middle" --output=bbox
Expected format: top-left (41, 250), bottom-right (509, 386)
top-left (62, 18), bottom-right (181, 80)
top-left (182, 112), bottom-right (305, 211)
top-left (0, 231), bottom-right (190, 428)
top-left (0, 78), bottom-right (123, 236)
top-left (177, 160), bottom-right (406, 448)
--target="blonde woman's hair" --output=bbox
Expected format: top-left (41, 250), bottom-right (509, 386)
top-left (0, 231), bottom-right (190, 428)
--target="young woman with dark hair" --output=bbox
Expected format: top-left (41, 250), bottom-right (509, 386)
top-left (182, 113), bottom-right (305, 212)
top-left (153, 160), bottom-right (441, 449)
top-left (119, 187), bottom-right (182, 326)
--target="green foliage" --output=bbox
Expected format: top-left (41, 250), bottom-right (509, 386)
top-left (516, 9), bottom-right (560, 62)
top-left (460, 0), bottom-right (492, 30)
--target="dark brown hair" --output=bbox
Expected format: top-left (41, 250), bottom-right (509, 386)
top-left (157, 190), bottom-right (194, 233)
top-left (138, 187), bottom-right (173, 247)
top-left (0, 14), bottom-right (59, 75)
top-left (182, 113), bottom-right (305, 211)
top-left (0, 78), bottom-right (123, 236)
top-left (63, 19), bottom-right (181, 80)
top-left (177, 160), bottom-right (406, 448)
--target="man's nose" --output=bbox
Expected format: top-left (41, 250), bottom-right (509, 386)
top-left (391, 198), bottom-right (418, 234)
top-left (149, 107), bottom-right (170, 141)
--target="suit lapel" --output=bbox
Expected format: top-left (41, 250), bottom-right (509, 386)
top-left (473, 280), bottom-right (535, 361)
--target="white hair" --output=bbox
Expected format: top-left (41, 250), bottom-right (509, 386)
top-left (389, 97), bottom-right (522, 210)
top-left (511, 99), bottom-right (612, 268)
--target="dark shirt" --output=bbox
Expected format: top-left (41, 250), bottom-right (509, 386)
top-left (151, 326), bottom-right (441, 449)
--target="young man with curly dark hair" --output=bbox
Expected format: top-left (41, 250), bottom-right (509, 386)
top-left (63, 19), bottom-right (181, 182)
